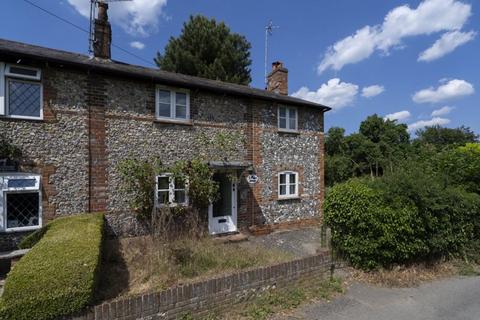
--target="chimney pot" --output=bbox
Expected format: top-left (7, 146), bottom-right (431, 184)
top-left (267, 61), bottom-right (288, 95)
top-left (93, 2), bottom-right (112, 59)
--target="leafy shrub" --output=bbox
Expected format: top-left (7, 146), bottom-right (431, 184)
top-left (325, 170), bottom-right (480, 269)
top-left (325, 179), bottom-right (424, 269)
top-left (0, 214), bottom-right (104, 320)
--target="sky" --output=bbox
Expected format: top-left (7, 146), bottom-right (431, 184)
top-left (1, 0), bottom-right (478, 135)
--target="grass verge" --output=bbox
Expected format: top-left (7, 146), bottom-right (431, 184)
top-left (0, 213), bottom-right (104, 320)
top-left (98, 236), bottom-right (293, 299)
top-left (190, 276), bottom-right (344, 320)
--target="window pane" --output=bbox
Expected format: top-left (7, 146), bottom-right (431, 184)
top-left (175, 177), bottom-right (185, 189)
top-left (279, 185), bottom-right (287, 195)
top-left (279, 174), bottom-right (286, 184)
top-left (289, 174), bottom-right (296, 184)
top-left (289, 117), bottom-right (296, 130)
top-left (279, 118), bottom-right (287, 129)
top-left (279, 107), bottom-right (286, 118)
top-left (175, 104), bottom-right (187, 119)
top-left (158, 90), bottom-right (171, 104)
top-left (158, 191), bottom-right (169, 204)
top-left (8, 80), bottom-right (41, 117)
top-left (288, 108), bottom-right (296, 119)
top-left (6, 192), bottom-right (40, 228)
top-left (289, 184), bottom-right (296, 195)
top-left (176, 92), bottom-right (187, 105)
top-left (175, 190), bottom-right (186, 204)
top-left (158, 176), bottom-right (169, 190)
top-left (8, 179), bottom-right (36, 188)
top-left (158, 103), bottom-right (171, 117)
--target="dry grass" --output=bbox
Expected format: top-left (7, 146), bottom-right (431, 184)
top-left (97, 236), bottom-right (292, 300)
top-left (346, 261), bottom-right (458, 288)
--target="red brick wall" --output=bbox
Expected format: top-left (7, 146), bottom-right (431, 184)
top-left (86, 75), bottom-right (108, 212)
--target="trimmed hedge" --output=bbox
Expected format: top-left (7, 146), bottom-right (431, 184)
top-left (0, 213), bottom-right (104, 320)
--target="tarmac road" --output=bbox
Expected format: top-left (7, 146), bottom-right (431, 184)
top-left (273, 276), bottom-right (480, 320)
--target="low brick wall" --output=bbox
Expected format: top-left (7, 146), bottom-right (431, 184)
top-left (69, 252), bottom-right (331, 320)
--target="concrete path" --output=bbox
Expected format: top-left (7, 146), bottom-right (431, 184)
top-left (273, 276), bottom-right (480, 320)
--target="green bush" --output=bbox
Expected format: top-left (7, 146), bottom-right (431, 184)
top-left (0, 213), bottom-right (104, 320)
top-left (325, 179), bottom-right (424, 269)
top-left (325, 170), bottom-right (480, 269)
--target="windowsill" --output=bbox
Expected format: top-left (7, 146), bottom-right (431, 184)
top-left (277, 195), bottom-right (300, 201)
top-left (156, 203), bottom-right (189, 208)
top-left (277, 128), bottom-right (299, 134)
top-left (0, 116), bottom-right (44, 122)
top-left (4, 225), bottom-right (41, 233)
top-left (154, 118), bottom-right (193, 126)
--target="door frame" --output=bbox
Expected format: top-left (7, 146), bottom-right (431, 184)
top-left (208, 178), bottom-right (237, 235)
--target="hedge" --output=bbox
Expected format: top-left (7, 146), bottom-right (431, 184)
top-left (0, 213), bottom-right (104, 320)
top-left (325, 169), bottom-right (480, 270)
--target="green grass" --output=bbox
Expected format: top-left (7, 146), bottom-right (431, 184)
top-left (0, 213), bottom-right (104, 320)
top-left (242, 277), bottom-right (344, 320)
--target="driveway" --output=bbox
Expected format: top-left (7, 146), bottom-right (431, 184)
top-left (273, 276), bottom-right (480, 320)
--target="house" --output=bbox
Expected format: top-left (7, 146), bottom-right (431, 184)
top-left (0, 3), bottom-right (330, 251)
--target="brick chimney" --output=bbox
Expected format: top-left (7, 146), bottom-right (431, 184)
top-left (93, 2), bottom-right (112, 59)
top-left (267, 61), bottom-right (288, 95)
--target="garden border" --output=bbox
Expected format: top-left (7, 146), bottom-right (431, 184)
top-left (68, 251), bottom-right (331, 320)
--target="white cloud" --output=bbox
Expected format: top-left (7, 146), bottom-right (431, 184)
top-left (362, 85), bottom-right (385, 98)
top-left (292, 78), bottom-right (359, 110)
top-left (318, 0), bottom-right (472, 73)
top-left (384, 110), bottom-right (411, 122)
top-left (431, 106), bottom-right (455, 116)
top-left (418, 30), bottom-right (476, 62)
top-left (412, 79), bottom-right (474, 103)
top-left (408, 117), bottom-right (450, 131)
top-left (67, 0), bottom-right (168, 36)
top-left (130, 41), bottom-right (145, 50)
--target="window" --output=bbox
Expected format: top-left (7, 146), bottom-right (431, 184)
top-left (278, 106), bottom-right (297, 132)
top-left (155, 174), bottom-right (188, 207)
top-left (278, 171), bottom-right (298, 199)
top-left (0, 174), bottom-right (42, 232)
top-left (156, 86), bottom-right (190, 122)
top-left (0, 63), bottom-right (43, 120)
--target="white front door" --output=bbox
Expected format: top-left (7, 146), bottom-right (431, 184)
top-left (208, 173), bottom-right (237, 235)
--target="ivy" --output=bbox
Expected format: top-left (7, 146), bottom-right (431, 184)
top-left (0, 136), bottom-right (22, 161)
top-left (118, 158), bottom-right (219, 221)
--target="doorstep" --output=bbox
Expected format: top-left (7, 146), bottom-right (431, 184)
top-left (212, 232), bottom-right (249, 244)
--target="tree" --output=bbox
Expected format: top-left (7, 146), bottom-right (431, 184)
top-left (415, 125), bottom-right (478, 147)
top-left (325, 127), bottom-right (347, 156)
top-left (155, 15), bottom-right (252, 85)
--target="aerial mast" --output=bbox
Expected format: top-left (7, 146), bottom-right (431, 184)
top-left (264, 20), bottom-right (279, 87)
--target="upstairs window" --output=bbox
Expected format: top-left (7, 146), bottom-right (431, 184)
top-left (155, 174), bottom-right (188, 207)
top-left (278, 171), bottom-right (298, 199)
top-left (156, 86), bottom-right (190, 122)
top-left (278, 106), bottom-right (297, 132)
top-left (0, 63), bottom-right (43, 120)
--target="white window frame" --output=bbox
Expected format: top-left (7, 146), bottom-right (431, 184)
top-left (0, 62), bottom-right (43, 120)
top-left (278, 171), bottom-right (299, 200)
top-left (278, 105), bottom-right (298, 132)
top-left (0, 175), bottom-right (42, 233)
top-left (155, 85), bottom-right (190, 122)
top-left (155, 173), bottom-right (189, 208)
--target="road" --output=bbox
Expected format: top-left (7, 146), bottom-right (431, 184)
top-left (273, 276), bottom-right (480, 320)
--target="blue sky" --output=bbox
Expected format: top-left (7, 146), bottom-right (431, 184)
top-left (1, 0), bottom-right (478, 135)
